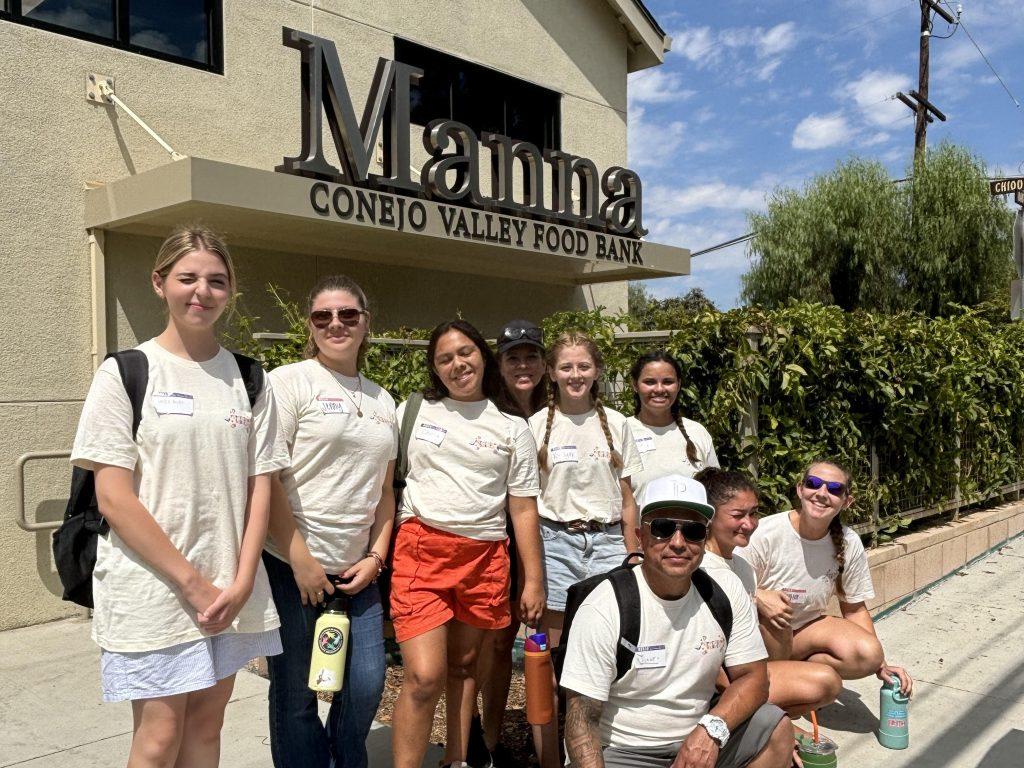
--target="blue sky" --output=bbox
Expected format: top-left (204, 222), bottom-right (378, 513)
top-left (629, 0), bottom-right (1024, 308)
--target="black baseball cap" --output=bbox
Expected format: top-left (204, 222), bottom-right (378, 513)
top-left (496, 319), bottom-right (545, 356)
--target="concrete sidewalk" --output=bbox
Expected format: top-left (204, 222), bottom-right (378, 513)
top-left (2, 537), bottom-right (1021, 768)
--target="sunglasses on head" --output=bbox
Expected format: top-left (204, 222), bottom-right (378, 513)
top-left (310, 307), bottom-right (367, 329)
top-left (803, 475), bottom-right (847, 497)
top-left (645, 517), bottom-right (709, 542)
top-left (500, 326), bottom-right (542, 343)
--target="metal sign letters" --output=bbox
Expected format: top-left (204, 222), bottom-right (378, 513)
top-left (277, 27), bottom-right (646, 239)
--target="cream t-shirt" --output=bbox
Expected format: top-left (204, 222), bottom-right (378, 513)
top-left (626, 416), bottom-right (719, 500)
top-left (71, 340), bottom-right (289, 653)
top-left (265, 360), bottom-right (399, 573)
top-left (560, 566), bottom-right (767, 748)
top-left (529, 407), bottom-right (642, 524)
top-left (701, 550), bottom-right (758, 599)
top-left (397, 397), bottom-right (539, 540)
top-left (735, 512), bottom-right (874, 630)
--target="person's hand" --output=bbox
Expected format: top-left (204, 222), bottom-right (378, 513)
top-left (670, 725), bottom-right (719, 768)
top-left (292, 552), bottom-right (334, 606)
top-left (181, 571), bottom-right (221, 618)
top-left (519, 578), bottom-right (546, 628)
top-left (792, 743), bottom-right (804, 768)
top-left (756, 589), bottom-right (793, 629)
top-left (877, 663), bottom-right (914, 696)
top-left (338, 557), bottom-right (379, 595)
top-left (198, 579), bottom-right (252, 633)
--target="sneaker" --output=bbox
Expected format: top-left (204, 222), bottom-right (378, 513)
top-left (465, 716), bottom-right (493, 768)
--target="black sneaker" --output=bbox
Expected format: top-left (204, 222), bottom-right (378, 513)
top-left (466, 716), bottom-right (493, 768)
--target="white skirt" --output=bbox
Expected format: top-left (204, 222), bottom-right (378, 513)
top-left (100, 629), bottom-right (282, 702)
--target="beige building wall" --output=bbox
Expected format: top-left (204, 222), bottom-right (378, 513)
top-left (1, 1), bottom-right (637, 628)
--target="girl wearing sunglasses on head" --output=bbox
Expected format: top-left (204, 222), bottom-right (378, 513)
top-left (390, 319), bottom-right (545, 768)
top-left (262, 276), bottom-right (398, 768)
top-left (628, 351), bottom-right (719, 501)
top-left (71, 226), bottom-right (288, 767)
top-left (736, 460), bottom-right (913, 698)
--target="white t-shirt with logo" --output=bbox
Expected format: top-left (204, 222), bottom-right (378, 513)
top-left (701, 550), bottom-right (757, 599)
top-left (626, 416), bottom-right (719, 500)
top-left (560, 566), bottom-right (767, 748)
top-left (264, 360), bottom-right (399, 573)
top-left (528, 407), bottom-right (643, 524)
top-left (397, 397), bottom-right (540, 540)
top-left (735, 512), bottom-right (874, 630)
top-left (71, 340), bottom-right (290, 653)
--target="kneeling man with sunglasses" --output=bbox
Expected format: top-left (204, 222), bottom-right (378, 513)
top-left (560, 475), bottom-right (793, 768)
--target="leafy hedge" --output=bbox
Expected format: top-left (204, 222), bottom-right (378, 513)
top-left (230, 291), bottom-right (1024, 525)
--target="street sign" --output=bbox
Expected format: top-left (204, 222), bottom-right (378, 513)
top-left (990, 177), bottom-right (1024, 195)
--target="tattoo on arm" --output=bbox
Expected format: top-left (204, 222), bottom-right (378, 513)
top-left (565, 692), bottom-right (605, 768)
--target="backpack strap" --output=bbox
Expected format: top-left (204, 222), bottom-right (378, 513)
top-left (394, 392), bottom-right (424, 490)
top-left (231, 352), bottom-right (265, 409)
top-left (106, 349), bottom-right (149, 439)
top-left (692, 568), bottom-right (734, 643)
top-left (609, 566), bottom-right (642, 681)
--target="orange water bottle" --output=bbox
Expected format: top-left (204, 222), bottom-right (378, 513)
top-left (524, 632), bottom-right (554, 725)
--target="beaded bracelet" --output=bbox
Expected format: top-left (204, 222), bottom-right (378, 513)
top-left (365, 550), bottom-right (385, 576)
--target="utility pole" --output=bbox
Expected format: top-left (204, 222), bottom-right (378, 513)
top-left (897, 1), bottom-right (955, 161)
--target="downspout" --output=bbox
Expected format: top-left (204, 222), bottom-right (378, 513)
top-left (89, 229), bottom-right (107, 369)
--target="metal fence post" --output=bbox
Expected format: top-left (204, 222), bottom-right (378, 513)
top-left (870, 442), bottom-right (880, 548)
top-left (953, 429), bottom-right (961, 522)
top-left (740, 328), bottom-right (762, 479)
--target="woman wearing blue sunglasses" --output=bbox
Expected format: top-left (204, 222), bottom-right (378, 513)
top-left (736, 460), bottom-right (913, 698)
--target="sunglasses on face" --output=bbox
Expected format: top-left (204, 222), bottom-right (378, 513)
top-left (310, 308), bottom-right (367, 329)
top-left (645, 517), bottom-right (709, 543)
top-left (803, 475), bottom-right (847, 497)
top-left (499, 326), bottom-right (543, 344)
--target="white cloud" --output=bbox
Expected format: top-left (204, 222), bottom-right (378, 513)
top-left (647, 182), bottom-right (765, 214)
top-left (792, 112), bottom-right (854, 150)
top-left (670, 26), bottom-right (718, 66)
top-left (758, 22), bottom-right (798, 58)
top-left (668, 21), bottom-right (799, 70)
top-left (628, 69), bottom-right (696, 105)
top-left (841, 70), bottom-right (911, 127)
top-left (628, 106), bottom-right (685, 168)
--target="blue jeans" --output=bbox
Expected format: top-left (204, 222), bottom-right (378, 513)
top-left (263, 552), bottom-right (386, 768)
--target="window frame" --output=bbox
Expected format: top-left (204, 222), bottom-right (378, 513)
top-left (1, 0), bottom-right (224, 74)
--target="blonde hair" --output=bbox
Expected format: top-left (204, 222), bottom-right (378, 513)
top-left (303, 275), bottom-right (371, 367)
top-left (153, 225), bottom-right (236, 291)
top-left (537, 330), bottom-right (623, 472)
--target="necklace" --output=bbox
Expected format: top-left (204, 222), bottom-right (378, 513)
top-left (319, 357), bottom-right (364, 417)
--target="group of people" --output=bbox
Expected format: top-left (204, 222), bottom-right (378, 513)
top-left (72, 225), bottom-right (911, 768)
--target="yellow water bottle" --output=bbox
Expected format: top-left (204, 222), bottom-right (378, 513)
top-left (308, 593), bottom-right (350, 692)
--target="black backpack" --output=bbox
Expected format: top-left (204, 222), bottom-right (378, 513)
top-left (52, 349), bottom-right (264, 609)
top-left (554, 554), bottom-right (734, 683)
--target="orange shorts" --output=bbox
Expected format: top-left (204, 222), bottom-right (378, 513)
top-left (389, 517), bottom-right (511, 643)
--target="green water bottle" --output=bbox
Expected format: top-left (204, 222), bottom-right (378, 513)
top-left (877, 674), bottom-right (910, 749)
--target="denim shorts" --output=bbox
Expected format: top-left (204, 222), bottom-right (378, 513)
top-left (539, 517), bottom-right (627, 612)
top-left (100, 629), bottom-right (282, 702)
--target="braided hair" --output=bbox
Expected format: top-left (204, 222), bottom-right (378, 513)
top-left (630, 350), bottom-right (700, 466)
top-left (537, 331), bottom-right (622, 472)
top-left (802, 459), bottom-right (852, 577)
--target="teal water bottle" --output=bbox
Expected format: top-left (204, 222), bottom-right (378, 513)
top-left (877, 674), bottom-right (910, 749)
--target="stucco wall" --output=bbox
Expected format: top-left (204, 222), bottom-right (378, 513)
top-left (0, 0), bottom-right (633, 629)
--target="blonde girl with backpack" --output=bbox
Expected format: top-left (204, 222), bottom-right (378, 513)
top-left (528, 330), bottom-right (642, 768)
top-left (70, 225), bottom-right (288, 767)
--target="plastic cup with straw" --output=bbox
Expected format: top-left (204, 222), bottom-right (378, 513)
top-left (796, 710), bottom-right (838, 768)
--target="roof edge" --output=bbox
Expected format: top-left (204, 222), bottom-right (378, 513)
top-left (606, 0), bottom-right (672, 72)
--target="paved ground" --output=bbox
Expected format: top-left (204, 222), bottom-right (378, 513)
top-left (2, 535), bottom-right (1020, 768)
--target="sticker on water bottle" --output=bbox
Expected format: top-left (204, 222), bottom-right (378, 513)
top-left (313, 668), bottom-right (337, 688)
top-left (318, 627), bottom-right (345, 655)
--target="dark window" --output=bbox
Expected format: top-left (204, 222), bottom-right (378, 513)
top-left (2, 0), bottom-right (222, 73)
top-left (395, 38), bottom-right (560, 150)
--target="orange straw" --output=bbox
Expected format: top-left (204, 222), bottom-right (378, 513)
top-left (810, 710), bottom-right (820, 744)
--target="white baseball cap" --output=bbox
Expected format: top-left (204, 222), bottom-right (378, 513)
top-left (640, 474), bottom-right (716, 521)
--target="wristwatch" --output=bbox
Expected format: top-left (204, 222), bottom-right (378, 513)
top-left (698, 714), bottom-right (730, 748)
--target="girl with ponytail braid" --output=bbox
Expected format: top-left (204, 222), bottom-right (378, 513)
top-left (628, 350), bottom-right (719, 500)
top-left (737, 460), bottom-right (913, 699)
top-left (526, 330), bottom-right (642, 768)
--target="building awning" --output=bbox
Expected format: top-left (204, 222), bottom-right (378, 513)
top-left (84, 157), bottom-right (690, 286)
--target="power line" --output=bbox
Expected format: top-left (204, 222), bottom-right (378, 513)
top-left (947, 8), bottom-right (1021, 109)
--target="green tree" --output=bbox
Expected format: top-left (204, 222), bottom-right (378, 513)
top-left (742, 143), bottom-right (1014, 315)
top-left (628, 284), bottom-right (718, 329)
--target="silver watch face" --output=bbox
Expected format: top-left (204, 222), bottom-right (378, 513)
top-left (703, 715), bottom-right (729, 744)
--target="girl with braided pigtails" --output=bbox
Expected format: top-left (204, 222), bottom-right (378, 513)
top-left (736, 460), bottom-right (913, 699)
top-left (627, 350), bottom-right (719, 500)
top-left (527, 330), bottom-right (642, 768)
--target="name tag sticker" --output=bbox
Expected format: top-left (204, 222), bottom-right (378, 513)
top-left (316, 396), bottom-right (349, 415)
top-left (152, 392), bottom-right (194, 416)
top-left (415, 423), bottom-right (447, 446)
top-left (635, 436), bottom-right (656, 453)
top-left (635, 644), bottom-right (667, 669)
top-left (549, 445), bottom-right (579, 464)
top-left (783, 588), bottom-right (807, 605)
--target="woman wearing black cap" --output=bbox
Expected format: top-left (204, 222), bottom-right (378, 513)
top-left (468, 319), bottom-right (548, 767)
